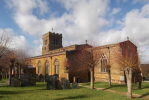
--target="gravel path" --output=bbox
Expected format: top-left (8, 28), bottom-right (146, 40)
top-left (79, 84), bottom-right (149, 100)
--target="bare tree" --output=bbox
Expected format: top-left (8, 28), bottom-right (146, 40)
top-left (16, 49), bottom-right (30, 78)
top-left (72, 44), bottom-right (103, 89)
top-left (114, 40), bottom-right (140, 99)
top-left (0, 32), bottom-right (11, 57)
top-left (64, 58), bottom-right (72, 80)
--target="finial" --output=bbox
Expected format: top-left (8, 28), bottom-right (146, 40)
top-left (86, 40), bottom-right (87, 44)
top-left (127, 36), bottom-right (129, 40)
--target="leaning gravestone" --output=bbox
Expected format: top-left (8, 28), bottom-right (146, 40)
top-left (72, 82), bottom-right (78, 89)
top-left (47, 75), bottom-right (56, 90)
top-left (20, 74), bottom-right (29, 87)
top-left (45, 74), bottom-right (49, 82)
top-left (39, 74), bottom-right (44, 82)
top-left (63, 80), bottom-right (70, 89)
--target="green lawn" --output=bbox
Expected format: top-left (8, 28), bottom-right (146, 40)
top-left (0, 79), bottom-right (9, 83)
top-left (81, 82), bottom-right (149, 96)
top-left (0, 82), bottom-right (144, 100)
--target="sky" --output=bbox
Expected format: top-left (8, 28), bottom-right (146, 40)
top-left (0, 0), bottom-right (149, 63)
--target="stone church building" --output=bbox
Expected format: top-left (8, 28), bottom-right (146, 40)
top-left (26, 31), bottom-right (140, 84)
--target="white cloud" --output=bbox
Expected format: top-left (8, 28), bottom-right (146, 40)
top-left (5, 0), bottom-right (110, 47)
top-left (111, 8), bottom-right (121, 15)
top-left (0, 28), bottom-right (42, 57)
top-left (4, 0), bottom-right (149, 62)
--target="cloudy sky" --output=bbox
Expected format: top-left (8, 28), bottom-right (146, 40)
top-left (0, 0), bottom-right (149, 63)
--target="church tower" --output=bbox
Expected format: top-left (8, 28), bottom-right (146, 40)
top-left (42, 31), bottom-right (63, 55)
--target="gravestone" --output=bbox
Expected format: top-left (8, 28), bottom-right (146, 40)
top-left (20, 74), bottom-right (29, 87)
top-left (36, 74), bottom-right (39, 82)
top-left (55, 80), bottom-right (62, 90)
top-left (11, 77), bottom-right (20, 87)
top-left (72, 82), bottom-right (78, 89)
top-left (54, 74), bottom-right (59, 80)
top-left (39, 74), bottom-right (44, 82)
top-left (63, 80), bottom-right (70, 89)
top-left (29, 76), bottom-right (36, 86)
top-left (45, 74), bottom-right (49, 82)
top-left (47, 75), bottom-right (56, 90)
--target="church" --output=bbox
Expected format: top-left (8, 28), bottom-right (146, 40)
top-left (26, 31), bottom-right (141, 84)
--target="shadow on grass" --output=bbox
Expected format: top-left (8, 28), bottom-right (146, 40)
top-left (138, 92), bottom-right (149, 98)
top-left (0, 85), bottom-right (11, 87)
top-left (0, 90), bottom-right (25, 95)
top-left (54, 95), bottom-right (90, 100)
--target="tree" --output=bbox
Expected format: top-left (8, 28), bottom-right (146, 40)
top-left (0, 33), bottom-right (11, 57)
top-left (64, 58), bottom-right (72, 80)
top-left (72, 44), bottom-right (103, 89)
top-left (0, 33), bottom-right (11, 80)
top-left (114, 40), bottom-right (140, 99)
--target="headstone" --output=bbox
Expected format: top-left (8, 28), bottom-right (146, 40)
top-left (45, 74), bottom-right (49, 82)
top-left (39, 74), bottom-right (44, 82)
top-left (29, 76), bottom-right (36, 86)
top-left (63, 80), bottom-right (70, 89)
top-left (55, 80), bottom-right (62, 90)
top-left (36, 74), bottom-right (39, 82)
top-left (54, 74), bottom-right (59, 81)
top-left (72, 82), bottom-right (78, 89)
top-left (20, 74), bottom-right (29, 87)
top-left (76, 77), bottom-right (80, 83)
top-left (47, 75), bottom-right (56, 90)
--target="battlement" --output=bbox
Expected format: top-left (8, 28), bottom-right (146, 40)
top-left (42, 31), bottom-right (62, 39)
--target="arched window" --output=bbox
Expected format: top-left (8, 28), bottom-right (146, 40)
top-left (38, 62), bottom-right (41, 75)
top-left (101, 54), bottom-right (107, 72)
top-left (45, 61), bottom-right (49, 74)
top-left (55, 59), bottom-right (59, 74)
top-left (45, 40), bottom-right (47, 45)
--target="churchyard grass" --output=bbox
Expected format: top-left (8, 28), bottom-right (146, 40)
top-left (0, 82), bottom-right (143, 100)
top-left (81, 82), bottom-right (149, 97)
top-left (0, 79), bottom-right (8, 83)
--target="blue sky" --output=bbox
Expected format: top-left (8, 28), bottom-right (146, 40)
top-left (0, 0), bottom-right (149, 63)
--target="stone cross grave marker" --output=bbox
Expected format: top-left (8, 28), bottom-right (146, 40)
top-left (20, 74), bottom-right (29, 87)
top-left (72, 82), bottom-right (78, 89)
top-left (39, 74), bottom-right (44, 82)
top-left (63, 80), bottom-right (70, 89)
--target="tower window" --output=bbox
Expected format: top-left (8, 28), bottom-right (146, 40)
top-left (45, 40), bottom-right (47, 45)
top-left (44, 47), bottom-right (46, 51)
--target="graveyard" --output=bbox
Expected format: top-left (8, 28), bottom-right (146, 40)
top-left (0, 77), bottom-right (149, 100)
